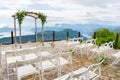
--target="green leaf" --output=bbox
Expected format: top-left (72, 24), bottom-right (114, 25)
top-left (37, 12), bottom-right (47, 25)
top-left (16, 10), bottom-right (27, 25)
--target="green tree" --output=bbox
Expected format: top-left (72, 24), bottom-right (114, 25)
top-left (117, 27), bottom-right (120, 34)
top-left (94, 28), bottom-right (115, 47)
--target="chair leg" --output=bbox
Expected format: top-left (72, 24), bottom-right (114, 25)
top-left (89, 52), bottom-right (96, 60)
top-left (41, 70), bottom-right (44, 80)
top-left (80, 49), bottom-right (83, 57)
top-left (33, 73), bottom-right (36, 80)
top-left (110, 58), bottom-right (119, 67)
top-left (38, 72), bottom-right (41, 80)
top-left (7, 75), bottom-right (9, 80)
top-left (115, 58), bottom-right (120, 64)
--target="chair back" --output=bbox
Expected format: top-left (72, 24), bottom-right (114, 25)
top-left (37, 51), bottom-right (59, 70)
top-left (107, 41), bottom-right (114, 48)
top-left (14, 57), bottom-right (39, 80)
top-left (71, 58), bottom-right (105, 80)
top-left (91, 38), bottom-right (97, 45)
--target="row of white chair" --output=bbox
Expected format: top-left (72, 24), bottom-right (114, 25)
top-left (74, 39), bottom-right (97, 57)
top-left (90, 41), bottom-right (114, 59)
top-left (69, 37), bottom-right (83, 42)
top-left (54, 58), bottom-right (105, 80)
top-left (6, 51), bottom-right (72, 80)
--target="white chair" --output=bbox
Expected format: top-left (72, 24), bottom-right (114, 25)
top-left (54, 59), bottom-right (104, 80)
top-left (5, 52), bottom-right (23, 80)
top-left (37, 53), bottom-right (58, 80)
top-left (101, 41), bottom-right (114, 51)
top-left (75, 39), bottom-right (95, 57)
top-left (107, 41), bottom-right (114, 55)
top-left (64, 38), bottom-right (81, 47)
top-left (107, 41), bottom-right (114, 49)
top-left (90, 41), bottom-right (113, 59)
top-left (110, 51), bottom-right (120, 67)
top-left (23, 53), bottom-right (38, 61)
top-left (5, 50), bottom-right (38, 80)
top-left (36, 51), bottom-right (52, 57)
top-left (15, 58), bottom-right (40, 80)
top-left (73, 37), bottom-right (83, 42)
top-left (51, 55), bottom-right (71, 78)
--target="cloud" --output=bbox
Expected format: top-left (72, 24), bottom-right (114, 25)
top-left (62, 0), bottom-right (120, 7)
top-left (0, 23), bottom-right (9, 28)
top-left (0, 0), bottom-right (120, 28)
top-left (0, 0), bottom-right (32, 9)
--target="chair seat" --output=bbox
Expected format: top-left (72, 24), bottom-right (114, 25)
top-left (110, 52), bottom-right (120, 66)
top-left (74, 67), bottom-right (97, 79)
top-left (87, 43), bottom-right (94, 47)
top-left (111, 52), bottom-right (120, 58)
top-left (26, 47), bottom-right (37, 50)
top-left (51, 57), bottom-right (70, 66)
top-left (54, 73), bottom-right (71, 80)
top-left (91, 46), bottom-right (110, 53)
top-left (6, 48), bottom-right (23, 53)
top-left (17, 64), bottom-right (38, 78)
top-left (76, 43), bottom-right (93, 49)
top-left (54, 67), bottom-right (97, 80)
top-left (64, 42), bottom-right (79, 46)
top-left (40, 60), bottom-right (56, 70)
top-left (24, 53), bottom-right (38, 61)
top-left (7, 56), bottom-right (23, 65)
top-left (40, 51), bottom-right (52, 57)
top-left (76, 44), bottom-right (86, 48)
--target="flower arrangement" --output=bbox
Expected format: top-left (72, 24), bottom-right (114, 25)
top-left (38, 39), bottom-right (42, 44)
top-left (49, 42), bottom-right (55, 48)
top-left (79, 39), bottom-right (82, 44)
top-left (69, 48), bottom-right (75, 55)
top-left (66, 37), bottom-right (69, 41)
top-left (99, 56), bottom-right (108, 66)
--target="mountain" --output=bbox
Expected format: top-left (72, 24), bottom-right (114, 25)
top-left (30, 23), bottom-right (119, 37)
top-left (0, 29), bottom-right (86, 44)
top-left (0, 24), bottom-right (119, 34)
top-left (0, 23), bottom-right (119, 44)
top-left (0, 27), bottom-right (13, 33)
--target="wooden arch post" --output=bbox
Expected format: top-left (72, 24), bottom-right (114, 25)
top-left (12, 15), bottom-right (17, 47)
top-left (35, 17), bottom-right (38, 42)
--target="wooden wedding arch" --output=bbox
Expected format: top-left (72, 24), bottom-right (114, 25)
top-left (12, 11), bottom-right (46, 48)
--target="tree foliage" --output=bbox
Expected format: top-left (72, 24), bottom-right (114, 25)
top-left (94, 28), bottom-right (116, 47)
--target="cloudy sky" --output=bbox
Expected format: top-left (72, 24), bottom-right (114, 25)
top-left (0, 0), bottom-right (120, 28)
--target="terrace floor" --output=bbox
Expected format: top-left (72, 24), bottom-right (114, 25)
top-left (0, 41), bottom-right (120, 80)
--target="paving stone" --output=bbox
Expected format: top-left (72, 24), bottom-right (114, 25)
top-left (116, 73), bottom-right (120, 76)
top-left (108, 73), bottom-right (116, 78)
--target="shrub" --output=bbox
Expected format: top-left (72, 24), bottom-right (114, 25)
top-left (93, 28), bottom-right (116, 47)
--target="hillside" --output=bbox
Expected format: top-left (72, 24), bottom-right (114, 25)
top-left (0, 29), bottom-right (86, 44)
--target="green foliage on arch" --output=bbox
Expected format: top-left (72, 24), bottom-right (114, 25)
top-left (16, 10), bottom-right (27, 26)
top-left (37, 12), bottom-right (47, 25)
